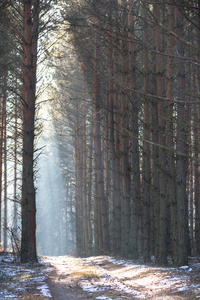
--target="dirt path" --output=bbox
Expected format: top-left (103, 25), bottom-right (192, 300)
top-left (44, 255), bottom-right (200, 300)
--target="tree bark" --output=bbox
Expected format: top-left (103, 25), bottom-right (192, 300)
top-left (142, 4), bottom-right (151, 263)
top-left (195, 0), bottom-right (200, 256)
top-left (121, 0), bottom-right (131, 256)
top-left (82, 93), bottom-right (89, 255)
top-left (0, 96), bottom-right (3, 245)
top-left (166, 2), bottom-right (178, 265)
top-left (2, 73), bottom-right (7, 251)
top-left (109, 0), bottom-right (121, 255)
top-left (87, 114), bottom-right (93, 255)
top-left (128, 1), bottom-right (140, 259)
top-left (13, 90), bottom-right (18, 241)
top-left (155, 2), bottom-right (168, 266)
top-left (175, 1), bottom-right (189, 266)
top-left (151, 2), bottom-right (160, 262)
top-left (74, 99), bottom-right (85, 256)
top-left (21, 0), bottom-right (39, 263)
top-left (93, 33), bottom-right (110, 253)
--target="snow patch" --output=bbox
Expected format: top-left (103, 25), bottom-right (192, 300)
top-left (44, 255), bottom-right (200, 299)
top-left (0, 254), bottom-right (15, 263)
top-left (179, 265), bottom-right (189, 270)
top-left (177, 286), bottom-right (190, 292)
top-left (105, 256), bottom-right (148, 269)
top-left (37, 283), bottom-right (52, 298)
top-left (81, 282), bottom-right (110, 292)
top-left (96, 296), bottom-right (123, 300)
top-left (80, 277), bottom-right (145, 299)
top-left (0, 290), bottom-right (17, 299)
top-left (0, 253), bottom-right (52, 299)
top-left (95, 297), bottom-right (112, 300)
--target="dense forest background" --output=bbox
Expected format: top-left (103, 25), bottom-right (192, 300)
top-left (0, 0), bottom-right (200, 267)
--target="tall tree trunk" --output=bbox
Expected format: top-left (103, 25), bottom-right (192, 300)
top-left (3, 74), bottom-right (7, 251)
top-left (82, 94), bottom-right (88, 255)
top-left (110, 0), bottom-right (121, 255)
top-left (107, 3), bottom-right (114, 253)
top-left (166, 2), bottom-right (178, 265)
top-left (128, 1), bottom-right (140, 259)
top-left (142, 4), bottom-right (151, 263)
top-left (93, 34), bottom-right (110, 253)
top-left (87, 114), bottom-right (93, 255)
top-left (13, 92), bottom-right (18, 241)
top-left (21, 0), bottom-right (39, 263)
top-left (151, 3), bottom-right (160, 262)
top-left (121, 0), bottom-right (131, 256)
top-left (175, 1), bottom-right (189, 266)
top-left (74, 99), bottom-right (85, 256)
top-left (155, 2), bottom-right (168, 266)
top-left (104, 95), bottom-right (110, 243)
top-left (0, 96), bottom-right (3, 245)
top-left (195, 0), bottom-right (200, 256)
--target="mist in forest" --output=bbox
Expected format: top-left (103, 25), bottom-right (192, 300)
top-left (36, 111), bottom-right (74, 256)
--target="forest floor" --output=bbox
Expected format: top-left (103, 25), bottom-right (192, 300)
top-left (1, 252), bottom-right (200, 299)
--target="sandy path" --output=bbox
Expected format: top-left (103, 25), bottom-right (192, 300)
top-left (44, 255), bottom-right (199, 300)
top-left (45, 256), bottom-right (94, 299)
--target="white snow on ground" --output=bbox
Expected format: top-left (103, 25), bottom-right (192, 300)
top-left (105, 256), bottom-right (149, 269)
top-left (82, 274), bottom-right (146, 298)
top-left (96, 297), bottom-right (125, 300)
top-left (0, 253), bottom-right (15, 263)
top-left (81, 281), bottom-right (110, 292)
top-left (0, 253), bottom-right (52, 299)
top-left (3, 254), bottom-right (199, 299)
top-left (37, 283), bottom-right (52, 297)
top-left (96, 297), bottom-right (113, 300)
top-left (44, 255), bottom-right (200, 299)
top-left (79, 255), bottom-right (200, 299)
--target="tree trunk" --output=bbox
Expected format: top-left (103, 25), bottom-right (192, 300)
top-left (195, 0), bottom-right (200, 256)
top-left (142, 4), bottom-right (151, 263)
top-left (121, 0), bottom-right (131, 256)
top-left (175, 1), bottom-right (189, 266)
top-left (3, 74), bottom-right (7, 251)
top-left (87, 115), bottom-right (93, 255)
top-left (155, 2), bottom-right (168, 266)
top-left (93, 34), bottom-right (110, 253)
top-left (82, 94), bottom-right (89, 255)
top-left (0, 95), bottom-right (3, 244)
top-left (128, 1), bottom-right (140, 259)
top-left (166, 2), bottom-right (178, 265)
top-left (21, 0), bottom-right (39, 263)
top-left (13, 91), bottom-right (18, 241)
top-left (151, 3), bottom-right (160, 262)
top-left (110, 0), bottom-right (121, 255)
top-left (74, 99), bottom-right (85, 256)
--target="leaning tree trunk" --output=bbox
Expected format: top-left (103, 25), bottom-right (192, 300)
top-left (21, 0), bottom-right (39, 263)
